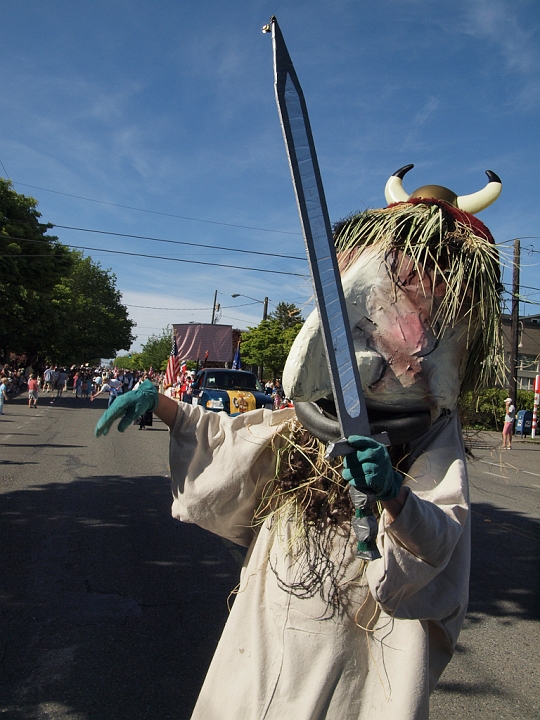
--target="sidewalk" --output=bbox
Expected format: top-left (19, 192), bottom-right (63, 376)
top-left (463, 428), bottom-right (539, 450)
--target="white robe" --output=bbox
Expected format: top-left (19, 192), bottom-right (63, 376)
top-left (169, 404), bottom-right (470, 720)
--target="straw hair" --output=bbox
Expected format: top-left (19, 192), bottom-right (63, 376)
top-left (333, 201), bottom-right (504, 391)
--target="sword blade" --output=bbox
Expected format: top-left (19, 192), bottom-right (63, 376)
top-left (269, 17), bottom-right (371, 443)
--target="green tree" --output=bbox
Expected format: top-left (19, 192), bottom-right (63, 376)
top-left (0, 178), bottom-right (73, 362)
top-left (139, 326), bottom-right (173, 371)
top-left (47, 252), bottom-right (135, 364)
top-left (240, 303), bottom-right (303, 379)
top-left (459, 388), bottom-right (535, 430)
top-left (0, 180), bottom-right (135, 365)
top-left (269, 302), bottom-right (303, 329)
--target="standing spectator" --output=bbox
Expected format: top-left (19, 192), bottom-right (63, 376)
top-left (272, 379), bottom-right (284, 409)
top-left (27, 374), bottom-right (39, 409)
top-left (502, 396), bottom-right (515, 449)
top-left (132, 373), bottom-right (153, 429)
top-left (43, 366), bottom-right (54, 392)
top-left (54, 368), bottom-right (68, 400)
top-left (0, 376), bottom-right (7, 415)
top-left (123, 371), bottom-right (133, 395)
top-left (75, 374), bottom-right (83, 398)
top-left (83, 374), bottom-right (92, 399)
top-left (90, 377), bottom-right (123, 407)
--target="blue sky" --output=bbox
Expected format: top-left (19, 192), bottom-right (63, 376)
top-left (2, 0), bottom-right (539, 353)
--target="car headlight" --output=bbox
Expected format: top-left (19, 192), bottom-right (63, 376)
top-left (206, 398), bottom-right (225, 410)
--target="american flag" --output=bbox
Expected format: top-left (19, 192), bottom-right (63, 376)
top-left (164, 334), bottom-right (180, 386)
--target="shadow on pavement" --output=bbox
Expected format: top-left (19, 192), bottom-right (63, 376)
top-left (469, 502), bottom-right (540, 620)
top-left (0, 474), bottom-right (241, 719)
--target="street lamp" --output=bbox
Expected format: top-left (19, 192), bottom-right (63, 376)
top-left (231, 294), bottom-right (269, 320)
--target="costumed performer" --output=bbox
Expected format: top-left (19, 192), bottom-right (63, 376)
top-left (94, 166), bottom-right (503, 720)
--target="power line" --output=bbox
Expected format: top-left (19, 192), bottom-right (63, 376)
top-left (126, 301), bottom-right (266, 311)
top-left (502, 283), bottom-right (540, 293)
top-left (0, 234), bottom-right (308, 277)
top-left (11, 180), bottom-right (303, 237)
top-left (1, 217), bottom-right (306, 261)
top-left (0, 159), bottom-right (10, 180)
top-left (51, 224), bottom-right (306, 261)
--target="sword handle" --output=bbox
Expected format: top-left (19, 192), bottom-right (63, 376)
top-left (325, 432), bottom-right (390, 459)
top-left (328, 438), bottom-right (390, 562)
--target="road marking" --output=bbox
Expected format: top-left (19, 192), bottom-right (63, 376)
top-left (521, 470), bottom-right (540, 478)
top-left (483, 471), bottom-right (509, 479)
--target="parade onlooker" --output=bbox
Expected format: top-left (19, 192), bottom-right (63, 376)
top-left (502, 396), bottom-right (515, 449)
top-left (83, 374), bottom-right (93, 399)
top-left (0, 376), bottom-right (7, 415)
top-left (43, 366), bottom-right (54, 392)
top-left (90, 377), bottom-right (123, 407)
top-left (54, 368), bottom-right (68, 399)
top-left (27, 374), bottom-right (39, 409)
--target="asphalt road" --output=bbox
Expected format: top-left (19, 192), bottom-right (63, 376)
top-left (1, 393), bottom-right (539, 719)
top-left (430, 430), bottom-right (540, 719)
top-left (0, 392), bottom-right (244, 719)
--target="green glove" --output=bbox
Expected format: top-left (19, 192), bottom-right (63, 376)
top-left (94, 380), bottom-right (159, 437)
top-left (342, 435), bottom-right (403, 501)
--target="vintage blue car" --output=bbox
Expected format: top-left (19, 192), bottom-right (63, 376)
top-left (191, 369), bottom-right (274, 415)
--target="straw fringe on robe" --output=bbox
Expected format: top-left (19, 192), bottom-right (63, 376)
top-left (169, 403), bottom-right (470, 720)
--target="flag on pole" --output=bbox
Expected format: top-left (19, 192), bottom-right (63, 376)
top-left (164, 334), bottom-right (180, 386)
top-left (232, 344), bottom-right (241, 370)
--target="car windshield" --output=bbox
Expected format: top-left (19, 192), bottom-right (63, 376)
top-left (203, 371), bottom-right (261, 392)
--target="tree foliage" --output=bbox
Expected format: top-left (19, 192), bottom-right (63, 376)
top-left (459, 388), bottom-right (535, 430)
top-left (116, 327), bottom-right (173, 372)
top-left (139, 326), bottom-right (174, 371)
top-left (48, 252), bottom-right (135, 364)
top-left (0, 178), bottom-right (73, 360)
top-left (240, 302), bottom-right (304, 379)
top-left (0, 179), bottom-right (135, 365)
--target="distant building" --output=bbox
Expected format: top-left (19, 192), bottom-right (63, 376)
top-left (501, 314), bottom-right (540, 390)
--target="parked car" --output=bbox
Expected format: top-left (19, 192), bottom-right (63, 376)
top-left (191, 369), bottom-right (274, 415)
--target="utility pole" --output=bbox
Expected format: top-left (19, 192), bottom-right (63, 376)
top-left (211, 290), bottom-right (219, 324)
top-left (509, 239), bottom-right (520, 409)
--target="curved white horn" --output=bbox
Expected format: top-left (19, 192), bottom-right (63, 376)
top-left (456, 171), bottom-right (502, 215)
top-left (384, 164), bottom-right (414, 205)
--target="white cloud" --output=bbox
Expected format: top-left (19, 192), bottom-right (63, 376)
top-left (461, 0), bottom-right (540, 110)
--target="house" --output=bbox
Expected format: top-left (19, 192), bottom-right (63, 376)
top-left (501, 314), bottom-right (540, 390)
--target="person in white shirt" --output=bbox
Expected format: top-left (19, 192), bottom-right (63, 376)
top-left (91, 377), bottom-right (123, 407)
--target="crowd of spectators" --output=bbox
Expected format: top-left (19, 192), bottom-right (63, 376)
top-left (0, 363), bottom-right (167, 414)
top-left (0, 361), bottom-right (293, 415)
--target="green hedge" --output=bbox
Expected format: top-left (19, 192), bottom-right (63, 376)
top-left (459, 388), bottom-right (535, 430)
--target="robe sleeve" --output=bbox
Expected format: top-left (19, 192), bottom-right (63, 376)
top-left (366, 412), bottom-right (470, 629)
top-left (169, 403), bottom-right (296, 547)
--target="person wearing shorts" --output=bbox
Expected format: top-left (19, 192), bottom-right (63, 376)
top-left (502, 397), bottom-right (515, 449)
top-left (28, 374), bottom-right (39, 408)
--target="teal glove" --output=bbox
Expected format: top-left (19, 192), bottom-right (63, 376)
top-left (342, 435), bottom-right (403, 501)
top-left (94, 380), bottom-right (159, 437)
